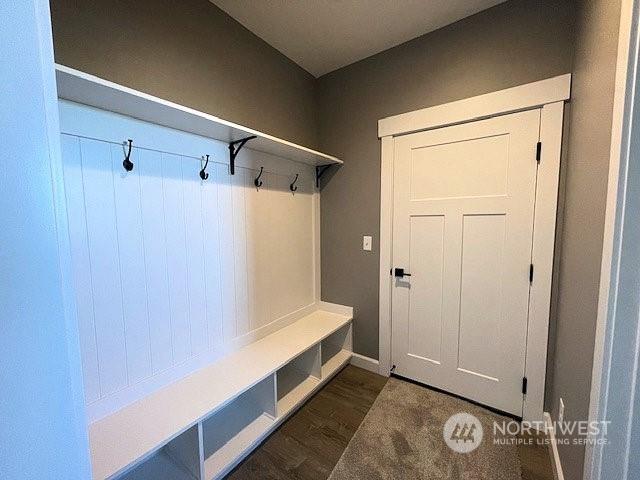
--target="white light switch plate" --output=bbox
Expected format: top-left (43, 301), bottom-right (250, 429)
top-left (363, 235), bottom-right (372, 251)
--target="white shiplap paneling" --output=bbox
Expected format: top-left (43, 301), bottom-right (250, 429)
top-left (138, 148), bottom-right (174, 374)
top-left (80, 139), bottom-right (128, 395)
top-left (61, 135), bottom-right (101, 403)
top-left (111, 143), bottom-right (153, 385)
top-left (60, 102), bottom-right (318, 422)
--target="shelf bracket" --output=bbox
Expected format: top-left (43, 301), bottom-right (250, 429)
top-left (228, 136), bottom-right (257, 175)
top-left (315, 164), bottom-right (333, 188)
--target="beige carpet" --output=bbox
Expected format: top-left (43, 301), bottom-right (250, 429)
top-left (328, 377), bottom-right (521, 480)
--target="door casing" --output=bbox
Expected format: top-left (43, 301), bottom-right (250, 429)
top-left (377, 75), bottom-right (571, 423)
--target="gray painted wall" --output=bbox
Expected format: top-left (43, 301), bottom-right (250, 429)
top-left (316, 0), bottom-right (576, 359)
top-left (548, 1), bottom-right (621, 478)
top-left (50, 0), bottom-right (318, 148)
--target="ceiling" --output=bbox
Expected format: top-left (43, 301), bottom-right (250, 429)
top-left (210, 0), bottom-right (507, 77)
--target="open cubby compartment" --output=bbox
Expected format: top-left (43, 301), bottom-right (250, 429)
top-left (321, 323), bottom-right (353, 378)
top-left (276, 345), bottom-right (321, 416)
top-left (115, 424), bottom-right (202, 480)
top-left (201, 374), bottom-right (276, 480)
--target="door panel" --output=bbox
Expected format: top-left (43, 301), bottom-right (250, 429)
top-left (407, 215), bottom-right (445, 364)
top-left (410, 134), bottom-right (510, 200)
top-left (458, 214), bottom-right (505, 379)
top-left (391, 109), bottom-right (540, 416)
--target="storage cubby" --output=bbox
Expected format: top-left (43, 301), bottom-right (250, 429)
top-left (276, 345), bottom-right (321, 416)
top-left (116, 424), bottom-right (201, 480)
top-left (321, 324), bottom-right (352, 378)
top-left (201, 375), bottom-right (276, 480)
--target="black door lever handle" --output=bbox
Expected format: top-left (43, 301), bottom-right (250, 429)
top-left (394, 268), bottom-right (412, 278)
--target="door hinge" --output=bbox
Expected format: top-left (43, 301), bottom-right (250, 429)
top-left (529, 264), bottom-right (534, 284)
top-left (536, 142), bottom-right (542, 163)
top-left (522, 377), bottom-right (528, 395)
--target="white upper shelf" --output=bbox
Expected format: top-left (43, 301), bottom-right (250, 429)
top-left (55, 64), bottom-right (342, 167)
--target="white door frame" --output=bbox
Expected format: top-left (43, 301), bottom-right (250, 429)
top-left (378, 74), bottom-right (571, 422)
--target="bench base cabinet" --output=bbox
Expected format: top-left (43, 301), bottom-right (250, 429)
top-left (104, 305), bottom-right (352, 480)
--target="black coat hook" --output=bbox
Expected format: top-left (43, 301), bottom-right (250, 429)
top-left (290, 173), bottom-right (299, 192)
top-left (254, 166), bottom-right (264, 188)
top-left (122, 139), bottom-right (134, 171)
top-left (199, 155), bottom-right (210, 180)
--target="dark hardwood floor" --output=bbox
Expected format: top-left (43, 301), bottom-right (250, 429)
top-left (225, 365), bottom-right (554, 480)
top-left (226, 365), bottom-right (386, 480)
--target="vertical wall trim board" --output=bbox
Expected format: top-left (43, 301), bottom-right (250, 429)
top-left (2, 0), bottom-right (92, 475)
top-left (586, 1), bottom-right (639, 478)
top-left (524, 101), bottom-right (564, 423)
top-left (378, 136), bottom-right (395, 376)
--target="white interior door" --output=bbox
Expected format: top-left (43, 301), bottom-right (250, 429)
top-left (391, 109), bottom-right (540, 416)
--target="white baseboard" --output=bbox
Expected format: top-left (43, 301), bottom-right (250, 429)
top-left (545, 412), bottom-right (565, 480)
top-left (350, 353), bottom-right (380, 374)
